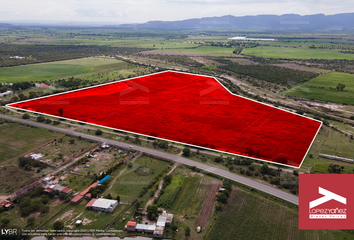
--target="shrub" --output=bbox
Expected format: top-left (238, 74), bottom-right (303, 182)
top-left (22, 113), bottom-right (30, 119)
top-left (53, 221), bottom-right (64, 230)
top-left (182, 147), bottom-right (190, 157)
top-left (36, 116), bottom-right (45, 122)
top-left (185, 226), bottom-right (190, 236)
top-left (95, 129), bottom-right (103, 135)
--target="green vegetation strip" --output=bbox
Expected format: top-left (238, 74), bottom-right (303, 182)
top-left (285, 72), bottom-right (354, 104)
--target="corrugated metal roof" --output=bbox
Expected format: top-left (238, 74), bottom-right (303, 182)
top-left (71, 195), bottom-right (83, 203)
top-left (61, 187), bottom-right (72, 193)
top-left (79, 182), bottom-right (98, 196)
top-left (86, 198), bottom-right (97, 207)
top-left (136, 224), bottom-right (156, 231)
top-left (127, 221), bottom-right (137, 227)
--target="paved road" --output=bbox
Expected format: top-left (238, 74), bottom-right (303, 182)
top-left (1, 114), bottom-right (299, 205)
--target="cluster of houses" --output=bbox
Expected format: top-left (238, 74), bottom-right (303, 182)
top-left (125, 212), bottom-right (174, 238)
top-left (42, 176), bottom-right (72, 195)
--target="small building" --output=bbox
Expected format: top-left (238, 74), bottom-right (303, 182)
top-left (219, 188), bottom-right (226, 192)
top-left (29, 153), bottom-right (44, 161)
top-left (161, 212), bottom-right (173, 226)
top-left (153, 226), bottom-right (165, 238)
top-left (79, 182), bottom-right (98, 196)
top-left (53, 184), bottom-right (67, 194)
top-left (126, 221), bottom-right (137, 231)
top-left (75, 220), bottom-right (82, 225)
top-left (1, 201), bottom-right (14, 209)
top-left (85, 198), bottom-right (118, 212)
top-left (156, 216), bottom-right (167, 227)
top-left (35, 83), bottom-right (54, 89)
top-left (0, 90), bottom-right (13, 97)
top-left (135, 224), bottom-right (156, 233)
top-left (61, 187), bottom-right (72, 194)
top-left (71, 195), bottom-right (83, 205)
top-left (101, 143), bottom-right (109, 149)
top-left (85, 193), bottom-right (92, 200)
top-left (44, 188), bottom-right (54, 193)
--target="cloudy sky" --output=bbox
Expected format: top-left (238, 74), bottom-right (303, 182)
top-left (1, 0), bottom-right (353, 24)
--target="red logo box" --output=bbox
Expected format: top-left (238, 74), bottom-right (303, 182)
top-left (299, 174), bottom-right (354, 229)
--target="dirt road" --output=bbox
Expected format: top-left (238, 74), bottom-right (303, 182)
top-left (195, 180), bottom-right (220, 227)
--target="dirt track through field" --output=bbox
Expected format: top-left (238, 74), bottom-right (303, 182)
top-left (195, 180), bottom-right (220, 227)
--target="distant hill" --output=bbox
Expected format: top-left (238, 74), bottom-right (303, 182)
top-left (0, 23), bottom-right (13, 27)
top-left (112, 13), bottom-right (354, 30)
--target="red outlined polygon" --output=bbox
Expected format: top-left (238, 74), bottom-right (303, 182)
top-left (299, 174), bottom-right (354, 229)
top-left (6, 71), bottom-right (322, 168)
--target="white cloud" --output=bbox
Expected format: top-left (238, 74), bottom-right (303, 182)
top-left (0, 0), bottom-right (353, 23)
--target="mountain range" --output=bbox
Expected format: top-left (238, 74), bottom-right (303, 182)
top-left (113, 13), bottom-right (354, 30)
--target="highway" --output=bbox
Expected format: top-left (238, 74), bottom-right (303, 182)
top-left (1, 114), bottom-right (299, 205)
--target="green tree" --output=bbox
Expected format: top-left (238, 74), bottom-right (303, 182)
top-left (116, 195), bottom-right (120, 202)
top-left (59, 192), bottom-right (68, 200)
top-left (217, 193), bottom-right (228, 204)
top-left (106, 193), bottom-right (113, 199)
top-left (36, 116), bottom-right (45, 122)
top-left (69, 139), bottom-right (75, 144)
top-left (95, 129), bottom-right (103, 135)
top-left (183, 147), bottom-right (190, 157)
top-left (336, 83), bottom-right (345, 91)
top-left (27, 217), bottom-right (36, 227)
top-left (53, 221), bottom-right (64, 230)
top-left (185, 226), bottom-right (190, 236)
top-left (22, 113), bottom-right (30, 119)
top-left (91, 191), bottom-right (98, 198)
top-left (260, 163), bottom-right (269, 174)
top-left (41, 195), bottom-right (50, 204)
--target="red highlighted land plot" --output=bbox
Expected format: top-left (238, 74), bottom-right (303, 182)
top-left (7, 71), bottom-right (322, 168)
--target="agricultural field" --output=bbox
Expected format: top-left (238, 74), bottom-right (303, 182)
top-left (104, 155), bottom-right (171, 203)
top-left (8, 71), bottom-right (322, 168)
top-left (285, 72), bottom-right (354, 104)
top-left (152, 46), bottom-right (235, 55)
top-left (242, 46), bottom-right (354, 60)
top-left (0, 64), bottom-right (93, 83)
top-left (0, 57), bottom-right (130, 83)
top-left (157, 174), bottom-right (186, 209)
top-left (206, 189), bottom-right (354, 240)
top-left (0, 120), bottom-right (62, 164)
top-left (300, 124), bottom-right (354, 170)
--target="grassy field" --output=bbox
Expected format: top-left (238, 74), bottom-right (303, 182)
top-left (0, 57), bottom-right (130, 83)
top-left (174, 174), bottom-right (211, 216)
top-left (32, 136), bottom-right (95, 167)
top-left (153, 46), bottom-right (235, 55)
top-left (0, 120), bottom-right (62, 164)
top-left (0, 195), bottom-right (70, 229)
top-left (105, 155), bottom-right (171, 203)
top-left (242, 46), bottom-right (354, 60)
top-left (207, 189), bottom-right (354, 240)
top-left (300, 125), bottom-right (354, 170)
top-left (285, 72), bottom-right (354, 104)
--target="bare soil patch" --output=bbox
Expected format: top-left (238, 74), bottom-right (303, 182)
top-left (189, 57), bottom-right (226, 66)
top-left (273, 63), bottom-right (329, 74)
top-left (195, 180), bottom-right (220, 227)
top-left (139, 50), bottom-right (224, 56)
top-left (230, 58), bottom-right (256, 65)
